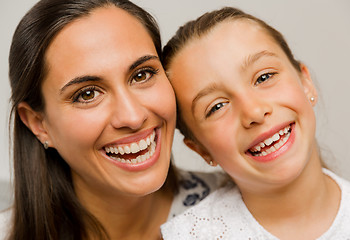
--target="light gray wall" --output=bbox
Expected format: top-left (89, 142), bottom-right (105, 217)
top-left (1, 0), bottom-right (349, 209)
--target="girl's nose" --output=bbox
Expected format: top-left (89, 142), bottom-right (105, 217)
top-left (239, 93), bottom-right (272, 128)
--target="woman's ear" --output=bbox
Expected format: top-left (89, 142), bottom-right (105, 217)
top-left (17, 102), bottom-right (50, 145)
top-left (183, 137), bottom-right (217, 166)
top-left (300, 64), bottom-right (318, 106)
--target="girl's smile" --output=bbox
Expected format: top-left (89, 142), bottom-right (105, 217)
top-left (246, 123), bottom-right (295, 162)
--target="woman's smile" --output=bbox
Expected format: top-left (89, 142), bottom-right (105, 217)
top-left (103, 127), bottom-right (162, 171)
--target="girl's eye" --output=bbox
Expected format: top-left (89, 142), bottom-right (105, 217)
top-left (72, 87), bottom-right (102, 103)
top-left (131, 68), bottom-right (159, 84)
top-left (206, 102), bottom-right (228, 118)
top-left (255, 72), bottom-right (276, 86)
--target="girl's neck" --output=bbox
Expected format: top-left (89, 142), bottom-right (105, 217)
top-left (240, 149), bottom-right (341, 240)
top-left (75, 183), bottom-right (173, 240)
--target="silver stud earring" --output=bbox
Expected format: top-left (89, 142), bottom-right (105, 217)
top-left (43, 141), bottom-right (49, 150)
top-left (310, 97), bottom-right (315, 102)
top-left (209, 161), bottom-right (214, 166)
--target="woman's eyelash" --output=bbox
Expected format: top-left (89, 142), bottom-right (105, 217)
top-left (131, 67), bottom-right (160, 84)
top-left (255, 72), bottom-right (277, 86)
top-left (72, 86), bottom-right (100, 103)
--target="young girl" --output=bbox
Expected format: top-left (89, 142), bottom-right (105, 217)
top-left (161, 7), bottom-right (350, 239)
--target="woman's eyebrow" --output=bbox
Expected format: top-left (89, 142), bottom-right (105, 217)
top-left (60, 75), bottom-right (101, 94)
top-left (129, 55), bottom-right (159, 71)
top-left (241, 50), bottom-right (278, 71)
top-left (59, 55), bottom-right (159, 94)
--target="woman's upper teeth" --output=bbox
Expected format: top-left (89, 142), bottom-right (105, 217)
top-left (105, 130), bottom-right (155, 155)
top-left (251, 125), bottom-right (291, 152)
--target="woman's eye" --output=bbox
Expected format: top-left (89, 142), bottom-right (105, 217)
top-left (134, 71), bottom-right (149, 82)
top-left (131, 68), bottom-right (159, 84)
top-left (206, 102), bottom-right (228, 118)
top-left (72, 87), bottom-right (102, 103)
top-left (255, 72), bottom-right (276, 86)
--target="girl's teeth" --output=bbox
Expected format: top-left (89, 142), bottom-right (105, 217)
top-left (272, 133), bottom-right (280, 142)
top-left (250, 125), bottom-right (291, 155)
top-left (264, 138), bottom-right (273, 146)
top-left (254, 145), bottom-right (261, 152)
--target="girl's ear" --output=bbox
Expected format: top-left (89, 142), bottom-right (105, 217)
top-left (300, 64), bottom-right (318, 106)
top-left (183, 137), bottom-right (217, 166)
top-left (17, 102), bottom-right (51, 146)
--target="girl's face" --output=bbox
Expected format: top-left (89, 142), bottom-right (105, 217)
top-left (168, 20), bottom-right (318, 193)
top-left (37, 7), bottom-right (176, 198)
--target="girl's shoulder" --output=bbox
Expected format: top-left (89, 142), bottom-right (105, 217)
top-left (162, 182), bottom-right (245, 239)
top-left (323, 168), bottom-right (350, 194)
top-left (318, 168), bottom-right (350, 239)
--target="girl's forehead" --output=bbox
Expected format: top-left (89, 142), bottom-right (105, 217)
top-left (179, 20), bottom-right (278, 62)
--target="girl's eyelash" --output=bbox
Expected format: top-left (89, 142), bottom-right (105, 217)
top-left (205, 102), bottom-right (228, 118)
top-left (71, 86), bottom-right (99, 103)
top-left (255, 72), bottom-right (277, 86)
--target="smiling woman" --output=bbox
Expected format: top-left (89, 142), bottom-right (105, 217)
top-left (0, 0), bottom-right (225, 239)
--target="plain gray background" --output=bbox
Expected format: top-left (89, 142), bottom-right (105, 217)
top-left (0, 0), bottom-right (349, 210)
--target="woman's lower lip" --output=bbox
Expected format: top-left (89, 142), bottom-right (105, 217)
top-left (105, 128), bottom-right (162, 172)
top-left (248, 124), bottom-right (295, 163)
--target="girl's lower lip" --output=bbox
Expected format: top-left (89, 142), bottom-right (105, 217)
top-left (248, 124), bottom-right (295, 163)
top-left (104, 128), bottom-right (162, 172)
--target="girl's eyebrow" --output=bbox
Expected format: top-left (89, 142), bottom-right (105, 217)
top-left (241, 50), bottom-right (278, 71)
top-left (59, 55), bottom-right (159, 94)
top-left (191, 83), bottom-right (219, 114)
top-left (190, 51), bottom-right (278, 113)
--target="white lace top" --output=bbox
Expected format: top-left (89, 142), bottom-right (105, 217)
top-left (161, 169), bottom-right (350, 240)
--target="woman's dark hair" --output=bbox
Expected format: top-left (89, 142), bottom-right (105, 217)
top-left (8, 0), bottom-right (177, 239)
top-left (162, 7), bottom-right (301, 142)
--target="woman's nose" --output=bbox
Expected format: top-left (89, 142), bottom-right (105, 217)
top-left (239, 93), bottom-right (272, 128)
top-left (110, 91), bottom-right (148, 130)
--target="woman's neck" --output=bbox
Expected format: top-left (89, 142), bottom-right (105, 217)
top-left (239, 150), bottom-right (341, 240)
top-left (75, 182), bottom-right (173, 240)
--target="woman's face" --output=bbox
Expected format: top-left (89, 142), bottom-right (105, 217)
top-left (168, 20), bottom-right (318, 193)
top-left (40, 6), bottom-right (176, 198)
